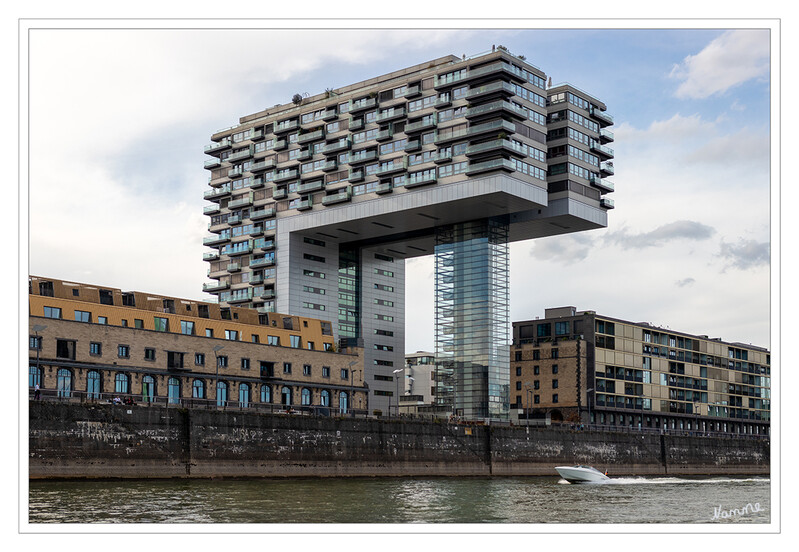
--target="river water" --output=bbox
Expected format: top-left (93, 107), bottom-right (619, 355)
top-left (27, 475), bottom-right (770, 526)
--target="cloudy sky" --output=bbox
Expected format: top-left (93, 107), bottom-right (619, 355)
top-left (23, 21), bottom-right (776, 352)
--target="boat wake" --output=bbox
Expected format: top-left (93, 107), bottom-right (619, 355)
top-left (598, 477), bottom-right (769, 485)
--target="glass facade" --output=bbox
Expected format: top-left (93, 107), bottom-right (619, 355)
top-left (435, 218), bottom-right (510, 420)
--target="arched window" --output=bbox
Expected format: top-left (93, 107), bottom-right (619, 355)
top-left (281, 386), bottom-right (292, 406)
top-left (29, 365), bottom-right (42, 388)
top-left (114, 373), bottom-right (130, 394)
top-left (192, 379), bottom-right (205, 399)
top-left (239, 383), bottom-right (250, 408)
top-left (260, 384), bottom-right (271, 403)
top-left (320, 389), bottom-right (330, 407)
top-left (339, 391), bottom-right (348, 414)
top-left (56, 368), bottom-right (72, 398)
top-left (216, 381), bottom-right (228, 407)
top-left (142, 375), bottom-right (156, 403)
top-left (301, 388), bottom-right (311, 406)
top-left (168, 377), bottom-right (181, 405)
top-left (87, 370), bottom-right (101, 399)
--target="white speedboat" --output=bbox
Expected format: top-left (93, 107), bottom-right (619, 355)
top-left (555, 465), bottom-right (609, 483)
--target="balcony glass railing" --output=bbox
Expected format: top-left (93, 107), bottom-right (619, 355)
top-left (297, 129), bottom-right (325, 144)
top-left (274, 119), bottom-right (299, 133)
top-left (349, 97), bottom-right (377, 111)
top-left (204, 138), bottom-right (231, 153)
top-left (204, 184), bottom-right (231, 199)
top-left (465, 158), bottom-right (515, 175)
top-left (297, 180), bottom-right (324, 194)
top-left (465, 100), bottom-right (526, 119)
top-left (250, 206), bottom-right (276, 219)
top-left (321, 188), bottom-right (352, 205)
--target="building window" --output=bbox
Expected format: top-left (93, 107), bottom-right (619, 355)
top-left (142, 375), bottom-right (156, 403)
top-left (303, 364), bottom-right (312, 376)
top-left (56, 339), bottom-right (75, 360)
top-left (516, 366), bottom-right (522, 376)
top-left (217, 355), bottom-right (228, 369)
top-left (89, 342), bottom-right (102, 356)
top-left (339, 391), bottom-right (348, 413)
top-left (56, 368), bottom-right (72, 398)
top-left (320, 389), bottom-right (330, 407)
top-left (537, 323), bottom-right (551, 337)
top-left (552, 380), bottom-right (559, 389)
top-left (534, 365), bottom-right (540, 375)
top-left (118, 345), bottom-right (130, 358)
top-left (87, 371), bottom-right (101, 399)
top-left (144, 348), bottom-right (156, 361)
top-left (267, 335), bottom-right (280, 346)
top-left (260, 361), bottom-right (274, 378)
top-left (168, 377), bottom-right (181, 404)
top-left (134, 319), bottom-right (144, 329)
top-left (251, 334), bottom-right (260, 343)
top-left (29, 365), bottom-right (42, 388)
top-left (216, 381), bottom-right (228, 407)
top-left (341, 368), bottom-right (349, 380)
top-left (195, 353), bottom-right (205, 366)
top-left (516, 381), bottom-right (522, 391)
top-left (98, 316), bottom-right (107, 325)
top-left (260, 384), bottom-right (271, 403)
top-left (283, 362), bottom-right (292, 374)
top-left (39, 281), bottom-right (54, 297)
top-left (551, 348), bottom-right (559, 359)
top-left (167, 352), bottom-right (184, 369)
top-left (225, 330), bottom-right (238, 341)
top-left (205, 328), bottom-right (214, 338)
top-left (322, 366), bottom-right (330, 378)
top-left (290, 335), bottom-right (301, 348)
top-left (552, 364), bottom-right (558, 374)
top-left (555, 321), bottom-right (570, 336)
top-left (181, 321), bottom-right (195, 335)
top-left (281, 386), bottom-right (292, 406)
top-left (552, 394), bottom-right (559, 403)
top-left (239, 383), bottom-right (251, 408)
top-left (534, 395), bottom-right (540, 404)
top-left (30, 336), bottom-right (42, 350)
top-left (241, 358), bottom-right (251, 370)
top-left (115, 373), bottom-right (130, 394)
top-left (154, 317), bottom-right (169, 332)
top-left (43, 306), bottom-right (61, 319)
top-left (301, 388), bottom-right (311, 406)
top-left (192, 379), bottom-right (206, 399)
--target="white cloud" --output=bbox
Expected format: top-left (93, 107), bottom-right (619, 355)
top-left (670, 30), bottom-right (770, 99)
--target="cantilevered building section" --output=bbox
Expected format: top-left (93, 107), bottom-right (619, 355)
top-left (201, 48), bottom-right (615, 418)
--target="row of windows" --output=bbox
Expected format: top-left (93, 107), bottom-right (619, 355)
top-left (29, 366), bottom-right (356, 409)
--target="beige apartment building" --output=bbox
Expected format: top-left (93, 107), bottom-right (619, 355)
top-left (28, 276), bottom-right (366, 413)
top-left (512, 307), bottom-right (770, 436)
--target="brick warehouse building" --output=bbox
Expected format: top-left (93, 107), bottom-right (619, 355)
top-left (511, 307), bottom-right (770, 436)
top-left (28, 276), bottom-right (367, 414)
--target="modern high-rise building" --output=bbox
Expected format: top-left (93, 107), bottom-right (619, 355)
top-left (202, 47), bottom-right (614, 418)
top-left (511, 307), bottom-right (771, 436)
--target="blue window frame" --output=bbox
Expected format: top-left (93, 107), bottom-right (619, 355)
top-left (260, 385), bottom-right (271, 403)
top-left (239, 383), bottom-right (250, 408)
top-left (87, 370), bottom-right (101, 399)
top-left (301, 388), bottom-right (311, 406)
top-left (115, 373), bottom-right (130, 394)
top-left (168, 377), bottom-right (181, 405)
top-left (339, 391), bottom-right (348, 414)
top-left (29, 365), bottom-right (42, 388)
top-left (142, 375), bottom-right (156, 403)
top-left (216, 381), bottom-right (228, 407)
top-left (56, 368), bottom-right (72, 398)
top-left (192, 379), bottom-right (205, 399)
top-left (320, 389), bottom-right (330, 407)
top-left (281, 386), bottom-right (292, 406)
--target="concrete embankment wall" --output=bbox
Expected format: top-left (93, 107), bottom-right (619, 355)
top-left (28, 402), bottom-right (769, 479)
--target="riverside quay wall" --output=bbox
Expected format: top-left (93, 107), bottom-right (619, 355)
top-left (28, 402), bottom-right (769, 479)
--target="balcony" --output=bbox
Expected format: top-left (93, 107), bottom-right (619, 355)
top-left (348, 169), bottom-right (364, 182)
top-left (465, 158), bottom-right (516, 176)
top-left (257, 239), bottom-right (275, 250)
top-left (297, 128), bottom-right (325, 144)
top-left (590, 106), bottom-right (614, 127)
top-left (292, 197), bottom-right (313, 211)
top-left (464, 119), bottom-right (516, 140)
top-left (250, 256), bottom-right (276, 269)
top-left (375, 106), bottom-right (406, 123)
top-left (297, 148), bottom-right (313, 160)
top-left (349, 150), bottom-right (377, 165)
top-left (434, 151), bottom-right (452, 164)
top-left (405, 139), bottom-right (421, 152)
top-left (405, 172), bottom-right (437, 189)
top-left (227, 146), bottom-right (254, 163)
top-left (405, 84), bottom-right (421, 98)
top-left (591, 142), bottom-right (614, 159)
top-left (348, 97), bottom-right (378, 113)
top-left (405, 115), bottom-right (437, 134)
top-left (274, 119), bottom-right (299, 133)
top-left (600, 197), bottom-right (615, 209)
top-left (227, 290), bottom-right (253, 304)
top-left (223, 241), bottom-right (253, 256)
top-left (376, 128), bottom-right (394, 142)
top-left (465, 100), bottom-right (527, 121)
top-left (227, 262), bottom-right (241, 273)
top-left (204, 157), bottom-right (221, 169)
top-left (465, 80), bottom-right (515, 101)
top-left (203, 234), bottom-right (230, 246)
top-left (272, 187), bottom-right (287, 199)
top-left (228, 166), bottom-right (243, 178)
top-left (273, 138), bottom-right (287, 150)
top-left (250, 225), bottom-right (263, 236)
top-left (204, 185), bottom-right (231, 200)
top-left (375, 159), bottom-right (407, 176)
top-left (227, 213), bottom-right (242, 225)
top-left (202, 281), bottom-right (229, 292)
top-left (434, 61), bottom-right (527, 89)
top-left (250, 158), bottom-right (276, 173)
top-left (600, 162), bottom-right (615, 177)
top-left (349, 118), bottom-right (364, 131)
top-left (274, 168), bottom-right (299, 183)
top-left (250, 205), bottom-right (276, 219)
top-left (321, 186), bottom-right (352, 206)
top-left (261, 288), bottom-right (276, 300)
top-left (590, 175), bottom-right (615, 193)
top-left (375, 181), bottom-right (393, 194)
top-left (229, 195), bottom-right (253, 209)
top-left (600, 127), bottom-right (614, 144)
top-left (297, 179), bottom-right (324, 194)
top-left (465, 138), bottom-right (521, 158)
top-left (202, 251), bottom-right (219, 261)
top-left (435, 95), bottom-right (452, 108)
top-left (203, 204), bottom-right (220, 215)
top-left (250, 176), bottom-right (265, 188)
top-left (204, 138), bottom-right (231, 154)
top-left (322, 138), bottom-right (351, 154)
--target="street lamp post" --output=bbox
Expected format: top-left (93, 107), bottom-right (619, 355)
top-left (347, 360), bottom-right (357, 417)
top-left (586, 388), bottom-right (594, 428)
top-left (392, 368), bottom-right (404, 417)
